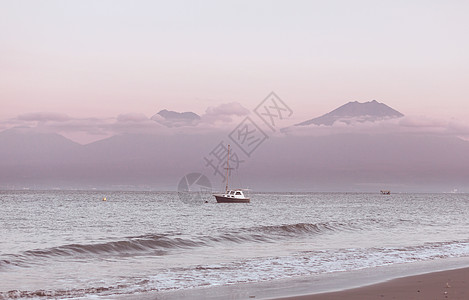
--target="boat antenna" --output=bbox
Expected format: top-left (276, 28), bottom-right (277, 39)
top-left (225, 144), bottom-right (230, 193)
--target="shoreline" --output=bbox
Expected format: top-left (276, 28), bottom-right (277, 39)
top-left (272, 267), bottom-right (469, 300)
top-left (118, 257), bottom-right (469, 300)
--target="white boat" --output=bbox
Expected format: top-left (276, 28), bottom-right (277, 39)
top-left (213, 145), bottom-right (250, 203)
top-left (214, 189), bottom-right (250, 203)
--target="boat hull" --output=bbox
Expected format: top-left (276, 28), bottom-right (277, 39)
top-left (214, 195), bottom-right (250, 203)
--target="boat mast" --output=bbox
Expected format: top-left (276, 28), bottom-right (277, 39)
top-left (225, 144), bottom-right (230, 193)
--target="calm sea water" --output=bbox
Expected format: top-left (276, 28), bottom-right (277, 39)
top-left (1, 191), bottom-right (469, 299)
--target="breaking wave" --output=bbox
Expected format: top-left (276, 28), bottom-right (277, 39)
top-left (0, 219), bottom-right (379, 268)
top-left (3, 239), bottom-right (469, 299)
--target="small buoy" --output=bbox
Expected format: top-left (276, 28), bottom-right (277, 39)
top-left (102, 197), bottom-right (107, 201)
top-left (205, 200), bottom-right (208, 203)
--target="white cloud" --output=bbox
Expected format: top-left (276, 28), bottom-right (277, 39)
top-left (201, 102), bottom-right (250, 124)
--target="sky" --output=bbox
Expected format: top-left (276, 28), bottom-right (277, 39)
top-left (1, 0), bottom-right (469, 143)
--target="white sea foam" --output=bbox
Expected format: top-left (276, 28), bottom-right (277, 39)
top-left (102, 239), bottom-right (469, 297)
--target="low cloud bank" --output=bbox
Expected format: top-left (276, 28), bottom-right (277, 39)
top-left (285, 115), bottom-right (469, 140)
top-left (3, 106), bottom-right (469, 144)
top-left (1, 113), bottom-right (166, 143)
top-left (0, 102), bottom-right (251, 143)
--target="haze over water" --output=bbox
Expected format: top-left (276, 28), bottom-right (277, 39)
top-left (1, 190), bottom-right (469, 299)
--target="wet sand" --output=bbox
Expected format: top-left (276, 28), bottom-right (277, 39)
top-left (272, 267), bottom-right (469, 300)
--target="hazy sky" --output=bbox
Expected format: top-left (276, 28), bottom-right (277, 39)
top-left (1, 0), bottom-right (469, 127)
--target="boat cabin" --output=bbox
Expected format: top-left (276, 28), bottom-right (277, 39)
top-left (222, 189), bottom-right (247, 199)
top-left (214, 188), bottom-right (250, 203)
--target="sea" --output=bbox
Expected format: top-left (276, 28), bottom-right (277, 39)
top-left (1, 190), bottom-right (469, 299)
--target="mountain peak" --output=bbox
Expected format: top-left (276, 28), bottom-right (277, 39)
top-left (296, 100), bottom-right (404, 126)
top-left (151, 109), bottom-right (201, 127)
top-left (156, 109), bottom-right (200, 120)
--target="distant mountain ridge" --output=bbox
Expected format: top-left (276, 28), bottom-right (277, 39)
top-left (0, 127), bottom-right (81, 163)
top-left (1, 127), bottom-right (468, 192)
top-left (296, 100), bottom-right (404, 126)
top-left (2, 104), bottom-right (469, 192)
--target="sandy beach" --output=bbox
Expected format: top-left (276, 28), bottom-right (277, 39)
top-left (272, 267), bottom-right (469, 300)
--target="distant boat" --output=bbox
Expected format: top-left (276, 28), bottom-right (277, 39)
top-left (213, 145), bottom-right (250, 203)
top-left (380, 190), bottom-right (391, 195)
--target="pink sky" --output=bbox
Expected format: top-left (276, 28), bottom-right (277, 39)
top-left (1, 0), bottom-right (469, 141)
